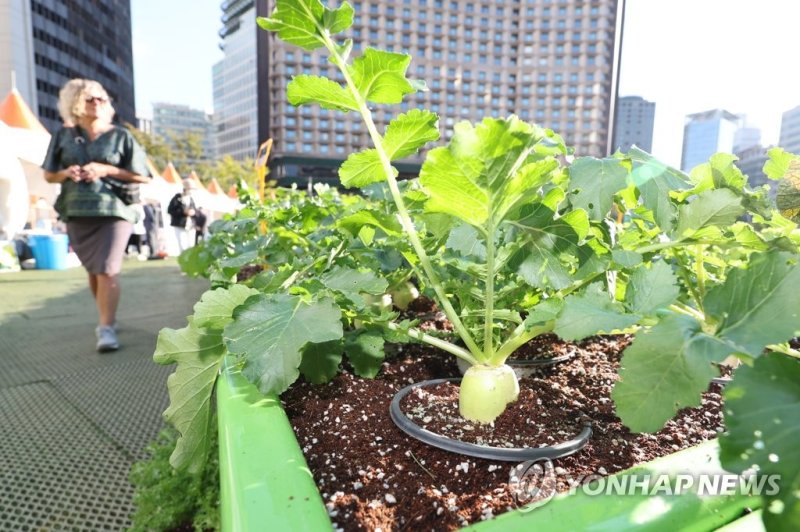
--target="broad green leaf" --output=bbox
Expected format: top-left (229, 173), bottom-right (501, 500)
top-left (732, 223), bottom-right (768, 250)
top-left (251, 268), bottom-right (297, 293)
top-left (628, 147), bottom-right (690, 231)
top-left (383, 109), bottom-right (440, 160)
top-left (225, 294), bottom-right (343, 395)
top-left (496, 159), bottom-right (560, 222)
top-left (349, 48), bottom-right (415, 104)
top-left (688, 152), bottom-right (746, 194)
top-left (720, 355), bottom-right (800, 531)
top-left (568, 157), bottom-right (629, 220)
top-left (624, 261), bottom-right (680, 315)
top-left (446, 224), bottom-right (486, 259)
top-left (358, 225), bottom-right (375, 246)
top-left (674, 188), bottom-right (744, 238)
top-left (703, 252), bottom-right (800, 356)
top-left (419, 117), bottom-right (545, 228)
top-left (287, 75), bottom-right (357, 111)
top-left (345, 329), bottom-right (385, 378)
top-left (340, 148), bottom-right (396, 188)
top-left (177, 245), bottom-right (213, 277)
top-left (258, 0), bottom-right (354, 50)
top-left (611, 249), bottom-right (643, 268)
top-left (763, 147), bottom-right (800, 180)
top-left (420, 145), bottom-right (488, 226)
top-left (320, 266), bottom-right (388, 307)
top-left (523, 299), bottom-right (564, 327)
top-left (554, 283), bottom-right (638, 340)
top-left (219, 249), bottom-right (259, 270)
top-left (336, 210), bottom-right (402, 237)
top-left (612, 314), bottom-right (734, 432)
top-left (153, 325), bottom-right (227, 473)
top-left (299, 340), bottom-right (343, 384)
top-left (514, 199), bottom-right (590, 290)
top-left (192, 285), bottom-right (259, 331)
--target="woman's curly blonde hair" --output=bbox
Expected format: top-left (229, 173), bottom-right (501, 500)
top-left (57, 79), bottom-right (115, 125)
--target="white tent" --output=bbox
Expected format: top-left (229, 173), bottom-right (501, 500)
top-left (0, 142), bottom-right (29, 239)
top-left (0, 88), bottom-right (55, 238)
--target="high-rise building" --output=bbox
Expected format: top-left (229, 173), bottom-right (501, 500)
top-left (0, 1), bottom-right (37, 109)
top-left (613, 95), bottom-right (654, 153)
top-left (779, 105), bottom-right (800, 154)
top-left (733, 126), bottom-right (760, 154)
top-left (152, 102), bottom-right (216, 166)
top-left (0, 0), bottom-right (137, 132)
top-left (214, 0), bottom-right (625, 182)
top-left (213, 0), bottom-right (259, 161)
top-left (681, 109), bottom-right (741, 173)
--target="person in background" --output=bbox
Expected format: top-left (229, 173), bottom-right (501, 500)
top-left (193, 207), bottom-right (207, 246)
top-left (143, 201), bottom-right (163, 259)
top-left (42, 78), bottom-right (151, 352)
top-left (168, 178), bottom-right (197, 253)
top-left (127, 203), bottom-right (146, 260)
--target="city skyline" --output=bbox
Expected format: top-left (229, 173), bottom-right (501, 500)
top-left (130, 0), bottom-right (800, 170)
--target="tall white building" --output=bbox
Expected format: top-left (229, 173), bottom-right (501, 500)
top-left (213, 0), bottom-right (259, 161)
top-left (613, 95), bottom-right (655, 153)
top-left (733, 126), bottom-right (761, 154)
top-left (0, 0), bottom-right (37, 109)
top-left (681, 109), bottom-right (741, 173)
top-left (779, 105), bottom-right (800, 155)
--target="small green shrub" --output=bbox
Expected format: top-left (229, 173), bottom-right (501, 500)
top-left (129, 427), bottom-right (220, 532)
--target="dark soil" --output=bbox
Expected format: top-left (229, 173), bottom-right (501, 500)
top-left (506, 332), bottom-right (579, 362)
top-left (236, 264), bottom-right (265, 282)
top-left (281, 335), bottom-right (726, 531)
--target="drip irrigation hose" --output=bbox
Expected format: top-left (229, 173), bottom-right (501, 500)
top-left (456, 350), bottom-right (577, 378)
top-left (509, 350), bottom-right (577, 367)
top-left (390, 378), bottom-right (592, 462)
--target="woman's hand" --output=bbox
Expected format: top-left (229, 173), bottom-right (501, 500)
top-left (80, 162), bottom-right (112, 182)
top-left (63, 165), bottom-right (82, 182)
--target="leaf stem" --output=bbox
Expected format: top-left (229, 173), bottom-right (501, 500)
top-left (694, 245), bottom-right (706, 299)
top-left (674, 250), bottom-right (705, 314)
top-left (483, 219), bottom-right (496, 360)
top-left (491, 321), bottom-right (555, 366)
top-left (668, 303), bottom-right (705, 322)
top-left (634, 239), bottom-right (716, 254)
top-left (323, 34), bottom-right (483, 359)
top-left (766, 343), bottom-right (800, 360)
top-left (387, 322), bottom-right (478, 365)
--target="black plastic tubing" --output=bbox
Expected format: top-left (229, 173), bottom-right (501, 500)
top-left (390, 378), bottom-right (592, 462)
top-left (509, 350), bottom-right (577, 367)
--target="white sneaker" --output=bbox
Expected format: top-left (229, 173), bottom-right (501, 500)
top-left (96, 325), bottom-right (119, 352)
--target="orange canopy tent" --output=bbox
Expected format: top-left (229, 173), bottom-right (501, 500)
top-left (0, 88), bottom-right (54, 237)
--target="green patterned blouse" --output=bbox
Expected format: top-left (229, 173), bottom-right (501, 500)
top-left (42, 126), bottom-right (150, 223)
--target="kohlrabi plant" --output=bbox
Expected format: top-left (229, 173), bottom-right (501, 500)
top-left (258, 0), bottom-right (636, 425)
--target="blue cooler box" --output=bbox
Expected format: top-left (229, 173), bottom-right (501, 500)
top-left (29, 234), bottom-right (69, 270)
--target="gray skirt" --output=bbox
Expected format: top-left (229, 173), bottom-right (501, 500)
top-left (67, 217), bottom-right (132, 275)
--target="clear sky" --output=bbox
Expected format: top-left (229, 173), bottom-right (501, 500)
top-left (618, 0), bottom-right (800, 167)
top-left (131, 1), bottom-right (800, 168)
top-left (131, 0), bottom-right (223, 118)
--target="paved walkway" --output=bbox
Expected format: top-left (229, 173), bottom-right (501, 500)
top-left (0, 260), bottom-right (208, 531)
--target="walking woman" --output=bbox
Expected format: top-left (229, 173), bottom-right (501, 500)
top-left (42, 79), bottom-right (151, 352)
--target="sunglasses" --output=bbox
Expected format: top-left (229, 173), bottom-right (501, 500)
top-left (85, 96), bottom-right (108, 104)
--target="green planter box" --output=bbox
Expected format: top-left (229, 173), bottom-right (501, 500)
top-left (217, 362), bottom-right (762, 531)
